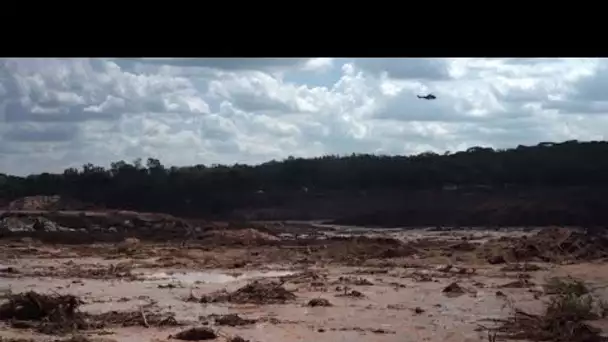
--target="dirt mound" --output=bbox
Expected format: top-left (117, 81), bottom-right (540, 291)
top-left (0, 291), bottom-right (179, 334)
top-left (0, 216), bottom-right (70, 234)
top-left (510, 227), bottom-right (608, 262)
top-left (90, 310), bottom-right (179, 328)
top-left (199, 281), bottom-right (296, 304)
top-left (321, 236), bottom-right (417, 263)
top-left (0, 291), bottom-right (82, 321)
top-left (6, 196), bottom-right (88, 211)
top-left (0, 291), bottom-right (86, 333)
top-left (0, 210), bottom-right (198, 243)
top-left (51, 262), bottom-right (135, 280)
top-left (478, 227), bottom-right (608, 264)
top-left (201, 228), bottom-right (280, 245)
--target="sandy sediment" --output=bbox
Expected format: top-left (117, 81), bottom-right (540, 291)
top-left (1, 212), bottom-right (608, 342)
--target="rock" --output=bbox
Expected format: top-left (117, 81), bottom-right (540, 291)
top-left (336, 290), bottom-right (365, 298)
top-left (0, 216), bottom-right (68, 233)
top-left (172, 327), bottom-right (217, 340)
top-left (228, 337), bottom-right (249, 342)
top-left (214, 314), bottom-right (256, 326)
top-left (442, 282), bottom-right (466, 298)
top-left (201, 228), bottom-right (280, 245)
top-left (121, 237), bottom-right (140, 246)
top-left (0, 217), bottom-right (34, 233)
top-left (20, 237), bottom-right (34, 244)
top-left (387, 303), bottom-right (408, 310)
top-left (336, 276), bottom-right (373, 286)
top-left (498, 279), bottom-right (535, 288)
top-left (500, 263), bottom-right (543, 272)
top-left (412, 272), bottom-right (433, 282)
top-left (32, 218), bottom-right (46, 231)
top-left (33, 217), bottom-right (67, 232)
top-left (487, 255), bottom-right (506, 265)
top-left (0, 267), bottom-right (18, 274)
top-left (307, 298), bottom-right (332, 307)
top-left (371, 328), bottom-right (391, 334)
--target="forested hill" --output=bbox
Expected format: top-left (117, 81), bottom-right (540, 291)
top-left (2, 140), bottom-right (608, 226)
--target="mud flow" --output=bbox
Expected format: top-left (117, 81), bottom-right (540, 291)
top-left (2, 207), bottom-right (608, 341)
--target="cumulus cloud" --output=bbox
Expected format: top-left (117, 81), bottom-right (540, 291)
top-left (0, 57), bottom-right (606, 176)
top-left (127, 58), bottom-right (311, 72)
top-left (302, 58), bottom-right (334, 72)
top-left (540, 59), bottom-right (608, 115)
top-left (355, 58), bottom-right (452, 80)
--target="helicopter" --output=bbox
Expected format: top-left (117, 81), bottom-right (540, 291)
top-left (417, 93), bottom-right (437, 100)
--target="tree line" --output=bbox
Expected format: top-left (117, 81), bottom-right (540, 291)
top-left (1, 140), bottom-right (607, 217)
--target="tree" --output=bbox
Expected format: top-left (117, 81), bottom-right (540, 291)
top-left (2, 140), bottom-right (608, 220)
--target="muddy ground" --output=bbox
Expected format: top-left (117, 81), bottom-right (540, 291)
top-left (2, 222), bottom-right (608, 342)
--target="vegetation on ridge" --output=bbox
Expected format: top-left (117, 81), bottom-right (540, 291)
top-left (1, 140), bottom-right (608, 223)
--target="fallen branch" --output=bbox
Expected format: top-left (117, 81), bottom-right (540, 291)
top-left (140, 307), bottom-right (149, 328)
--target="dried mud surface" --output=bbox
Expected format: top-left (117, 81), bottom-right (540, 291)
top-left (2, 220), bottom-right (608, 342)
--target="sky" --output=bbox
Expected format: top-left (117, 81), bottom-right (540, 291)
top-left (0, 57), bottom-right (606, 176)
